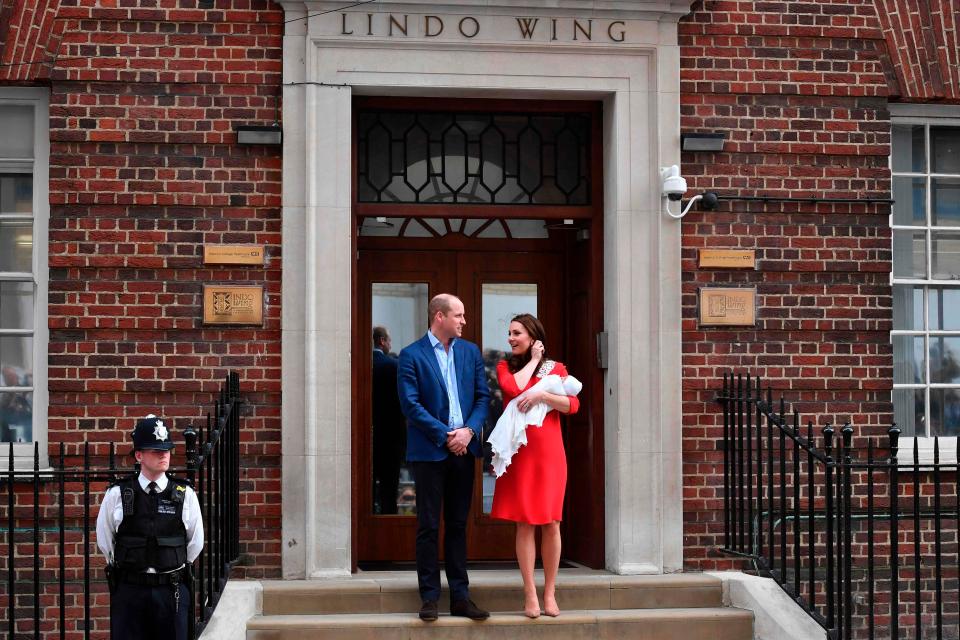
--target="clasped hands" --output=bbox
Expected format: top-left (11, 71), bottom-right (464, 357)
top-left (446, 427), bottom-right (473, 456)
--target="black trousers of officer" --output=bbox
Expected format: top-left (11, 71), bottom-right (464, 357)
top-left (111, 581), bottom-right (188, 640)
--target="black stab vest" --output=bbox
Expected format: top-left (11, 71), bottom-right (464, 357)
top-left (113, 475), bottom-right (188, 572)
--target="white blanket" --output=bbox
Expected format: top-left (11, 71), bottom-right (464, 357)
top-left (488, 373), bottom-right (582, 478)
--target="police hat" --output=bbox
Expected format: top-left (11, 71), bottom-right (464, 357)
top-left (131, 414), bottom-right (175, 451)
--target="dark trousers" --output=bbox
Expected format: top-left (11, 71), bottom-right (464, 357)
top-left (111, 581), bottom-right (188, 640)
top-left (411, 454), bottom-right (475, 604)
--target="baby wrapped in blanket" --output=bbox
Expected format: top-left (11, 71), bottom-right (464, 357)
top-left (488, 372), bottom-right (582, 478)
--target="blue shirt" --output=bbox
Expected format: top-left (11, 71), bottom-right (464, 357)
top-left (427, 330), bottom-right (464, 430)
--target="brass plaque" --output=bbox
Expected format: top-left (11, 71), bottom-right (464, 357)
top-left (698, 249), bottom-right (755, 269)
top-left (699, 288), bottom-right (756, 326)
top-left (203, 286), bottom-right (264, 325)
top-left (203, 244), bottom-right (264, 265)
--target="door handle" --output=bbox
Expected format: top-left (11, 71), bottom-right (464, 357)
top-left (596, 332), bottom-right (608, 370)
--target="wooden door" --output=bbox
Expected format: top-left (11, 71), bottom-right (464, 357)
top-left (355, 247), bottom-right (564, 562)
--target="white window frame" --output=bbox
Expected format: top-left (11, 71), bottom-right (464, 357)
top-left (0, 87), bottom-right (49, 469)
top-left (890, 103), bottom-right (960, 464)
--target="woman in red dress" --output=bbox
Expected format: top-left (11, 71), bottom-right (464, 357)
top-left (490, 314), bottom-right (580, 619)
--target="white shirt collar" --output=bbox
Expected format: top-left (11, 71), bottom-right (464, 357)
top-left (138, 473), bottom-right (168, 492)
top-left (427, 330), bottom-right (455, 350)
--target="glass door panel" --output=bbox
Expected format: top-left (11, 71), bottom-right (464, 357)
top-left (370, 283), bottom-right (429, 515)
top-left (479, 283), bottom-right (537, 514)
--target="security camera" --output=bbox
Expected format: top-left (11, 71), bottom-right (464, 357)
top-left (660, 165), bottom-right (687, 201)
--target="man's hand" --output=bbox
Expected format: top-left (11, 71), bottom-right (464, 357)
top-left (446, 428), bottom-right (473, 456)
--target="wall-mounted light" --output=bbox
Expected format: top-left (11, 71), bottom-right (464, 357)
top-left (681, 132), bottom-right (726, 152)
top-left (235, 124), bottom-right (283, 145)
top-left (660, 165), bottom-right (719, 219)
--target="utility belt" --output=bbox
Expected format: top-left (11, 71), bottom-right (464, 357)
top-left (111, 565), bottom-right (189, 588)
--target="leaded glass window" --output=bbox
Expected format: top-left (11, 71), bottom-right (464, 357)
top-left (356, 110), bottom-right (591, 205)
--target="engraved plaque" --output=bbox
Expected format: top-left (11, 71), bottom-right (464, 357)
top-left (698, 249), bottom-right (755, 269)
top-left (699, 288), bottom-right (756, 327)
top-left (203, 286), bottom-right (263, 325)
top-left (203, 244), bottom-right (264, 265)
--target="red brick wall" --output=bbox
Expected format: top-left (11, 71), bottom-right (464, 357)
top-left (0, 0), bottom-right (285, 595)
top-left (1, 0), bottom-right (958, 606)
top-left (678, 0), bottom-right (896, 570)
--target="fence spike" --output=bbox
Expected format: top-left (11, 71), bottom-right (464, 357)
top-left (888, 423), bottom-right (901, 460)
top-left (823, 422), bottom-right (835, 457)
top-left (841, 422), bottom-right (853, 451)
top-left (185, 428), bottom-right (198, 472)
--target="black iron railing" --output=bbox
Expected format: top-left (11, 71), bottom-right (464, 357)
top-left (719, 372), bottom-right (960, 640)
top-left (1, 371), bottom-right (241, 639)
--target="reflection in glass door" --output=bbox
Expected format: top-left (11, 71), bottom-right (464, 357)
top-left (371, 283), bottom-right (429, 515)
top-left (479, 283), bottom-right (537, 514)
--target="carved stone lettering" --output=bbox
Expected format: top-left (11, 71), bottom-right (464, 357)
top-left (425, 15), bottom-right (444, 37)
top-left (334, 13), bottom-right (629, 43)
top-left (458, 16), bottom-right (479, 38)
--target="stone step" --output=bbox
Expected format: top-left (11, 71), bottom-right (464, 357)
top-left (260, 572), bottom-right (724, 616)
top-left (246, 607), bottom-right (753, 640)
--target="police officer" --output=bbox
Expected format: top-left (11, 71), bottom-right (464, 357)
top-left (95, 415), bottom-right (204, 640)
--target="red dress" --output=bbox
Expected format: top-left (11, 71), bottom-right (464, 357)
top-left (490, 360), bottom-right (580, 525)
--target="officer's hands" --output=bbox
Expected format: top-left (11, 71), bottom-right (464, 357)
top-left (446, 428), bottom-right (472, 456)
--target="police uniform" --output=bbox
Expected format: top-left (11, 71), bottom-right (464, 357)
top-left (95, 416), bottom-right (204, 640)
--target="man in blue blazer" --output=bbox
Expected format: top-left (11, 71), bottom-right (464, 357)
top-left (397, 293), bottom-right (490, 622)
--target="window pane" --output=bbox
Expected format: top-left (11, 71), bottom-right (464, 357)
top-left (893, 335), bottom-right (924, 384)
top-left (0, 336), bottom-right (32, 380)
top-left (504, 219), bottom-right (549, 239)
top-left (892, 229), bottom-right (926, 278)
top-left (932, 178), bottom-right (960, 227)
top-left (480, 282), bottom-right (537, 514)
top-left (0, 174), bottom-right (33, 215)
top-left (928, 286), bottom-right (960, 330)
top-left (0, 105), bottom-right (34, 159)
top-left (0, 390), bottom-right (32, 443)
top-left (892, 124), bottom-right (925, 173)
top-left (0, 220), bottom-right (33, 272)
top-left (932, 126), bottom-right (960, 174)
top-left (893, 388), bottom-right (924, 438)
top-left (891, 176), bottom-right (926, 226)
top-left (893, 284), bottom-right (923, 330)
top-left (0, 281), bottom-right (33, 330)
top-left (930, 388), bottom-right (960, 437)
top-left (932, 231), bottom-right (960, 279)
top-left (931, 336), bottom-right (960, 383)
top-left (370, 282), bottom-right (428, 516)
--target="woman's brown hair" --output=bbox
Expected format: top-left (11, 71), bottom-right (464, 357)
top-left (506, 313), bottom-right (549, 373)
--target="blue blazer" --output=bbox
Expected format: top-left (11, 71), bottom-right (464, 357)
top-left (397, 334), bottom-right (490, 462)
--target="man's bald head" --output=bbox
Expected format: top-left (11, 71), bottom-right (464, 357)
top-left (428, 294), bottom-right (466, 343)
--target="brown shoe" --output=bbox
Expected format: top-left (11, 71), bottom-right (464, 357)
top-left (419, 600), bottom-right (439, 622)
top-left (451, 599), bottom-right (490, 620)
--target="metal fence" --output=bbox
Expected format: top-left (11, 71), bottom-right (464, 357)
top-left (719, 372), bottom-right (960, 640)
top-left (1, 371), bottom-right (241, 639)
